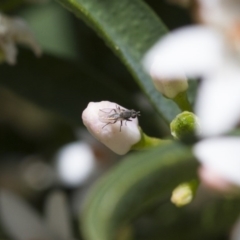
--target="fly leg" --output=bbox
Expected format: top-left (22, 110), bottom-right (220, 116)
top-left (100, 109), bottom-right (116, 114)
top-left (102, 120), bottom-right (118, 129)
top-left (121, 119), bottom-right (131, 131)
top-left (120, 120), bottom-right (123, 132)
top-left (124, 119), bottom-right (132, 127)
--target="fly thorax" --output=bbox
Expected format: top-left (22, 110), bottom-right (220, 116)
top-left (121, 111), bottom-right (132, 119)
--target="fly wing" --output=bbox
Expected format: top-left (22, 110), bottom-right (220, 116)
top-left (98, 108), bottom-right (117, 123)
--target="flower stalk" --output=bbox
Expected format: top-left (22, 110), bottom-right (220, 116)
top-left (132, 128), bottom-right (170, 150)
top-left (173, 91), bottom-right (193, 112)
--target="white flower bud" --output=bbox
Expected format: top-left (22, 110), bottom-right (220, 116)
top-left (150, 72), bottom-right (188, 99)
top-left (0, 13), bottom-right (41, 65)
top-left (145, 51), bottom-right (188, 98)
top-left (82, 101), bottom-right (141, 155)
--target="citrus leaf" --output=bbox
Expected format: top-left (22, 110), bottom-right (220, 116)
top-left (0, 51), bottom-right (138, 124)
top-left (81, 142), bottom-right (197, 240)
top-left (81, 142), bottom-right (240, 240)
top-left (55, 0), bottom-right (181, 123)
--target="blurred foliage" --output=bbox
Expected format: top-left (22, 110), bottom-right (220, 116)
top-left (0, 1), bottom-right (238, 240)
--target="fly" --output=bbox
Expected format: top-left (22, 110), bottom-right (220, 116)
top-left (98, 105), bottom-right (140, 132)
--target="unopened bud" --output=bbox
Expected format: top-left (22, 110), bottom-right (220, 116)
top-left (150, 72), bottom-right (188, 99)
top-left (143, 41), bottom-right (188, 99)
top-left (171, 180), bottom-right (198, 207)
top-left (170, 111), bottom-right (200, 140)
top-left (82, 101), bottom-right (141, 155)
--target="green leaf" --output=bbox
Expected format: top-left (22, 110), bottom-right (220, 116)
top-left (81, 142), bottom-right (198, 240)
top-left (81, 142), bottom-right (240, 240)
top-left (18, 1), bottom-right (78, 60)
top-left (0, 51), bottom-right (138, 124)
top-left (55, 0), bottom-right (181, 123)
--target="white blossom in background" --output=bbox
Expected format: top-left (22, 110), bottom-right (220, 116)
top-left (144, 26), bottom-right (225, 79)
top-left (143, 25), bottom-right (240, 137)
top-left (149, 68), bottom-right (188, 99)
top-left (231, 212), bottom-right (240, 240)
top-left (194, 137), bottom-right (240, 189)
top-left (82, 101), bottom-right (141, 155)
top-left (197, 0), bottom-right (240, 53)
top-left (198, 0), bottom-right (240, 29)
top-left (0, 190), bottom-right (74, 240)
top-left (143, 0), bottom-right (240, 190)
top-left (56, 142), bottom-right (96, 187)
top-left (0, 13), bottom-right (41, 65)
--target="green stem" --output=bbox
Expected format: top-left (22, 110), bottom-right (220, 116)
top-left (131, 128), bottom-right (171, 150)
top-left (173, 91), bottom-right (193, 112)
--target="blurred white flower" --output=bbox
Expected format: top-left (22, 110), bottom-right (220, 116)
top-left (198, 0), bottom-right (240, 28)
top-left (194, 137), bottom-right (240, 189)
top-left (149, 72), bottom-right (188, 99)
top-left (0, 190), bottom-right (74, 240)
top-left (143, 25), bottom-right (240, 137)
top-left (0, 13), bottom-right (41, 65)
top-left (56, 142), bottom-right (96, 187)
top-left (143, 18), bottom-right (240, 189)
top-left (231, 211), bottom-right (240, 240)
top-left (197, 0), bottom-right (240, 53)
top-left (82, 101), bottom-right (141, 155)
top-left (143, 26), bottom-right (225, 79)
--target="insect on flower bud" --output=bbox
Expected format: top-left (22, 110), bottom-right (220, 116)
top-left (82, 101), bottom-right (141, 155)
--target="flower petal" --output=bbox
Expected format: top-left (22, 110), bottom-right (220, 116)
top-left (56, 142), bottom-right (96, 186)
top-left (0, 190), bottom-right (54, 240)
top-left (0, 40), bottom-right (17, 64)
top-left (0, 13), bottom-right (41, 65)
top-left (196, 62), bottom-right (240, 137)
top-left (198, 166), bottom-right (236, 193)
top-left (194, 137), bottom-right (240, 186)
top-left (10, 17), bottom-right (42, 57)
top-left (198, 0), bottom-right (240, 29)
top-left (45, 191), bottom-right (73, 240)
top-left (143, 26), bottom-right (225, 78)
top-left (198, 0), bottom-right (225, 26)
top-left (231, 213), bottom-right (240, 240)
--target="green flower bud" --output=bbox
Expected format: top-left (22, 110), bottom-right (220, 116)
top-left (170, 111), bottom-right (200, 140)
top-left (171, 180), bottom-right (198, 207)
